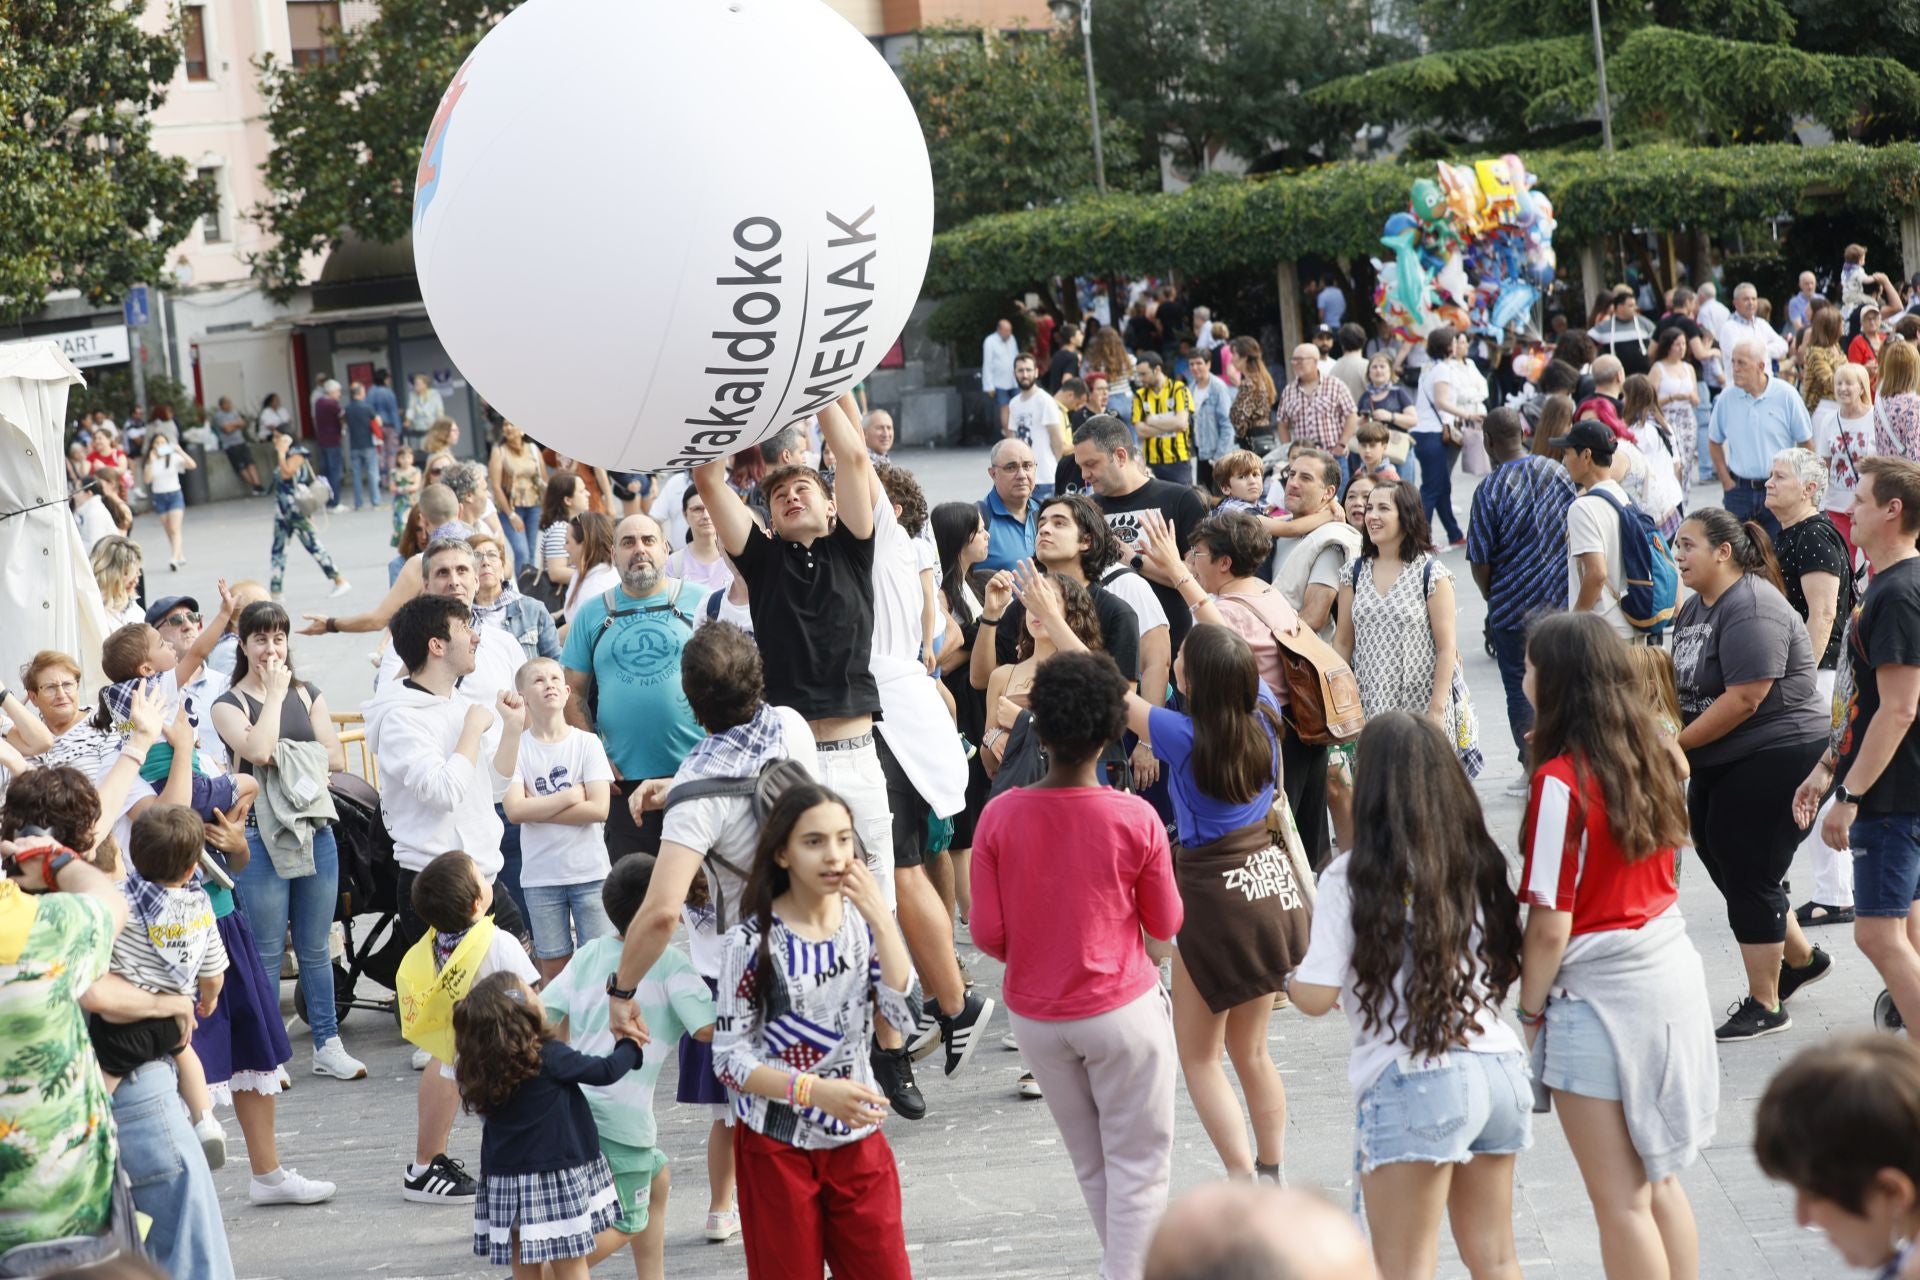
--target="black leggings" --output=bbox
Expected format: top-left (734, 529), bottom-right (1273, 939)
top-left (1688, 737), bottom-right (1825, 945)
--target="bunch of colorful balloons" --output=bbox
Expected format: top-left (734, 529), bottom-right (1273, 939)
top-left (1372, 154), bottom-right (1557, 341)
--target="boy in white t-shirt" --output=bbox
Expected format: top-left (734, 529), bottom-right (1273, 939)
top-left (493, 657), bottom-right (616, 980)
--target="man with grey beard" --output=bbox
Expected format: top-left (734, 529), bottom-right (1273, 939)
top-left (561, 513), bottom-right (717, 858)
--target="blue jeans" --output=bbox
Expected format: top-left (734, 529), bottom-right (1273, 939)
top-left (1149, 460), bottom-right (1195, 486)
top-left (1356, 1051), bottom-right (1532, 1174)
top-left (349, 445), bottom-right (381, 508)
top-left (1413, 431), bottom-right (1462, 541)
top-left (317, 444), bottom-right (345, 507)
top-left (1850, 812), bottom-right (1920, 917)
top-left (1721, 481), bottom-right (1780, 541)
top-left (523, 880), bottom-right (616, 959)
top-left (504, 504), bottom-right (541, 576)
top-left (496, 803), bottom-right (529, 925)
top-left (1489, 626), bottom-right (1532, 760)
top-left (115, 1059), bottom-right (234, 1280)
top-left (234, 824), bottom-right (340, 1048)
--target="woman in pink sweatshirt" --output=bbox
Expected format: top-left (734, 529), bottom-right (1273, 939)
top-left (970, 648), bottom-right (1184, 1280)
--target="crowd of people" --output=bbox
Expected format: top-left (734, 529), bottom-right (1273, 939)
top-left (8, 249), bottom-right (1920, 1280)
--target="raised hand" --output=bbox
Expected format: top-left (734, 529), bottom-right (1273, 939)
top-left (983, 570), bottom-right (1016, 617)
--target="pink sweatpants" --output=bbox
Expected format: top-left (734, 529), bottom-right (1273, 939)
top-left (1011, 984), bottom-right (1177, 1280)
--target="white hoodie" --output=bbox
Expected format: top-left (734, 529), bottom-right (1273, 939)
top-left (363, 677), bottom-right (505, 877)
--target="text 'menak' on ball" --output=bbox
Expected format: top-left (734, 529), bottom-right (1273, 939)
top-left (412, 0), bottom-right (935, 471)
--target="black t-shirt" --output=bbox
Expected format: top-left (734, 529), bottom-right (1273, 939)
top-left (214, 680), bottom-right (321, 777)
top-left (1125, 315), bottom-right (1161, 354)
top-left (1838, 556), bottom-right (1920, 814)
top-left (1157, 300), bottom-right (1190, 345)
top-left (1656, 315), bottom-right (1706, 375)
top-left (1054, 407), bottom-right (1096, 494)
top-left (992, 585), bottom-right (1140, 683)
top-left (1044, 348), bottom-right (1081, 394)
top-left (734, 521), bottom-right (880, 721)
top-left (1095, 478), bottom-right (1208, 652)
top-left (1774, 514), bottom-right (1853, 670)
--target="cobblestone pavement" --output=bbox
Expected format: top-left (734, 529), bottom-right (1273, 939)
top-left (137, 449), bottom-right (1856, 1278)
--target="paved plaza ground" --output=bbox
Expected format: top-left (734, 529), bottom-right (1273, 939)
top-left (131, 446), bottom-right (1865, 1278)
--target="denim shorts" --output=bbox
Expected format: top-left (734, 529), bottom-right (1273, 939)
top-left (1356, 1050), bottom-right (1532, 1174)
top-left (521, 880), bottom-right (614, 959)
top-left (1539, 995), bottom-right (1621, 1101)
top-left (150, 489), bottom-right (184, 514)
top-left (1851, 812), bottom-right (1920, 918)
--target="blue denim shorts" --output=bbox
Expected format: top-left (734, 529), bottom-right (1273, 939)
top-left (1356, 1050), bottom-right (1532, 1174)
top-left (150, 489), bottom-right (184, 514)
top-left (522, 880), bottom-right (613, 959)
top-left (1850, 812), bottom-right (1920, 918)
top-left (1539, 995), bottom-right (1621, 1101)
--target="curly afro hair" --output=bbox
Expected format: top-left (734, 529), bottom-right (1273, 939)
top-left (1026, 651), bottom-right (1128, 767)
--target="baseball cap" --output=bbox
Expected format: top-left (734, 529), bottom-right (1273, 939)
top-left (144, 595), bottom-right (200, 627)
top-left (1862, 300), bottom-right (1883, 315)
top-left (1315, 323), bottom-right (1336, 336)
top-left (1547, 419), bottom-right (1616, 461)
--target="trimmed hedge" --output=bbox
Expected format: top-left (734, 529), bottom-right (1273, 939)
top-left (924, 142), bottom-right (1920, 296)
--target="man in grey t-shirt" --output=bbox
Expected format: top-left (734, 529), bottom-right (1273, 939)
top-left (209, 396), bottom-right (264, 495)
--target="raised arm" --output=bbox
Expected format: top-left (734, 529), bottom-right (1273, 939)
top-left (692, 458), bottom-right (756, 557)
top-left (818, 393), bottom-right (871, 539)
top-left (301, 555), bottom-right (420, 636)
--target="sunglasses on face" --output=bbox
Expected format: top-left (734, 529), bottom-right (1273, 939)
top-left (159, 611), bottom-right (202, 628)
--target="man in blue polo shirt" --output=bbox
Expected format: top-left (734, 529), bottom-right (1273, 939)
top-left (978, 437), bottom-right (1041, 572)
top-left (1709, 337), bottom-right (1813, 539)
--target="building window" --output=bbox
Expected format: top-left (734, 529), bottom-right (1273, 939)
top-left (182, 5), bottom-right (210, 80)
top-left (289, 1), bottom-right (342, 69)
top-left (198, 167), bottom-right (226, 242)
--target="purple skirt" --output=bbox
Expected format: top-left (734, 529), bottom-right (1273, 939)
top-left (194, 909), bottom-right (293, 1090)
top-left (676, 975), bottom-right (728, 1105)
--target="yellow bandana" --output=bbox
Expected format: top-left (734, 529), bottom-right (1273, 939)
top-left (0, 879), bottom-right (39, 966)
top-left (396, 917), bottom-right (497, 1064)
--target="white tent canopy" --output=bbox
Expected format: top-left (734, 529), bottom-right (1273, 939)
top-left (0, 341), bottom-right (113, 693)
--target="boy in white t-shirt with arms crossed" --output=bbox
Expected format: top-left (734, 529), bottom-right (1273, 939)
top-left (493, 657), bottom-right (616, 981)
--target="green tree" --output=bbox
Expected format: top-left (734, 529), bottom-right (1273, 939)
top-left (1087, 0), bottom-right (1415, 177)
top-left (250, 0), bottom-right (517, 298)
top-left (901, 28), bottom-right (1150, 231)
top-left (0, 0), bottom-right (211, 323)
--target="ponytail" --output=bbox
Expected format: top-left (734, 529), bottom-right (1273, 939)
top-left (1690, 507), bottom-right (1785, 595)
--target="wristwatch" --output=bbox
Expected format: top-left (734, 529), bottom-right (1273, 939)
top-left (44, 850), bottom-right (77, 883)
top-left (1836, 784), bottom-right (1864, 806)
top-left (605, 974), bottom-right (636, 1001)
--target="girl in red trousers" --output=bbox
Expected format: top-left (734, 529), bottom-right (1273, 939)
top-left (713, 782), bottom-right (916, 1279)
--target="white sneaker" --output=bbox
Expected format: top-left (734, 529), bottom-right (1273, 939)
top-left (311, 1037), bottom-right (367, 1080)
top-left (194, 1112), bottom-right (227, 1170)
top-left (1501, 775), bottom-right (1531, 798)
top-left (275, 1065), bottom-right (292, 1091)
top-left (250, 1166), bottom-right (337, 1206)
top-left (704, 1209), bottom-right (742, 1243)
top-left (328, 579), bottom-right (353, 598)
top-left (411, 1047), bottom-right (433, 1071)
top-left (1000, 1031), bottom-right (1020, 1052)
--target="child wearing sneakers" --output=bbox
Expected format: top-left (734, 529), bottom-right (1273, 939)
top-left (494, 658), bottom-right (615, 982)
top-left (541, 854), bottom-right (716, 1278)
top-left (87, 804), bottom-right (232, 1168)
top-left (396, 851), bottom-right (540, 1203)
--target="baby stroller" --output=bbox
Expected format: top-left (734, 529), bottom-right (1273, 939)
top-left (292, 771), bottom-right (407, 1029)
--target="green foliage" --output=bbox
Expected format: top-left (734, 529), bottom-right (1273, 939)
top-left (900, 28), bottom-right (1150, 231)
top-left (1087, 0), bottom-right (1415, 177)
top-left (69, 368), bottom-right (204, 431)
top-left (1306, 35), bottom-right (1594, 138)
top-left (926, 293), bottom-right (1036, 353)
top-left (926, 142), bottom-right (1920, 295)
top-left (250, 0), bottom-right (520, 299)
top-left (0, 0), bottom-right (212, 322)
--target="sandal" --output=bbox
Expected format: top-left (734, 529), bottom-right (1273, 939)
top-left (1794, 900), bottom-right (1855, 927)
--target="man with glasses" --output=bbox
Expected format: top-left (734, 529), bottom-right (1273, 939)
top-left (146, 595), bottom-right (234, 771)
top-left (978, 438), bottom-right (1043, 573)
top-left (1276, 343), bottom-right (1359, 459)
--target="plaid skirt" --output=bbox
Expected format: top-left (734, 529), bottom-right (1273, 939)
top-left (472, 1155), bottom-right (620, 1264)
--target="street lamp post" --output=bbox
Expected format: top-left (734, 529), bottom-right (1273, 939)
top-left (1051, 0), bottom-right (1107, 194)
top-left (1590, 0), bottom-right (1614, 153)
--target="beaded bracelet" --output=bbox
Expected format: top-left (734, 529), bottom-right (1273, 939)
top-left (1515, 1003), bottom-right (1547, 1028)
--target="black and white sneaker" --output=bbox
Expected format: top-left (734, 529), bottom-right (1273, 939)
top-left (940, 992), bottom-right (996, 1077)
top-left (403, 1153), bottom-right (477, 1204)
top-left (906, 998), bottom-right (942, 1063)
top-left (1715, 997), bottom-right (1791, 1042)
top-left (1779, 946), bottom-right (1833, 1003)
top-left (870, 1044), bottom-right (927, 1121)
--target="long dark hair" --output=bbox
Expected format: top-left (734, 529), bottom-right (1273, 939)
top-left (1358, 479), bottom-right (1430, 563)
top-left (739, 783), bottom-right (853, 1024)
top-left (1684, 507), bottom-right (1785, 596)
top-left (1526, 612), bottom-right (1691, 861)
top-left (931, 500), bottom-right (983, 622)
top-left (568, 510), bottom-right (615, 571)
top-left (538, 470), bottom-right (581, 530)
top-left (230, 601), bottom-right (296, 686)
top-left (1348, 712), bottom-right (1521, 1058)
top-left (1180, 624), bottom-right (1283, 806)
top-left (452, 971), bottom-right (549, 1116)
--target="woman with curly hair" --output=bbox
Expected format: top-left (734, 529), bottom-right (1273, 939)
top-left (1086, 325), bottom-right (1135, 419)
top-left (1516, 611), bottom-right (1716, 1280)
top-left (1291, 710), bottom-right (1527, 1280)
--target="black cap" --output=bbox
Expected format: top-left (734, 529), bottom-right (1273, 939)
top-left (1547, 419), bottom-right (1616, 461)
top-left (144, 595), bottom-right (200, 626)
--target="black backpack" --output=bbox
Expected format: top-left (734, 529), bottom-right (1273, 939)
top-left (663, 756), bottom-right (819, 932)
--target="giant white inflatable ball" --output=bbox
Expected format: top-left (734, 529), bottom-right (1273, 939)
top-left (412, 0), bottom-right (934, 471)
